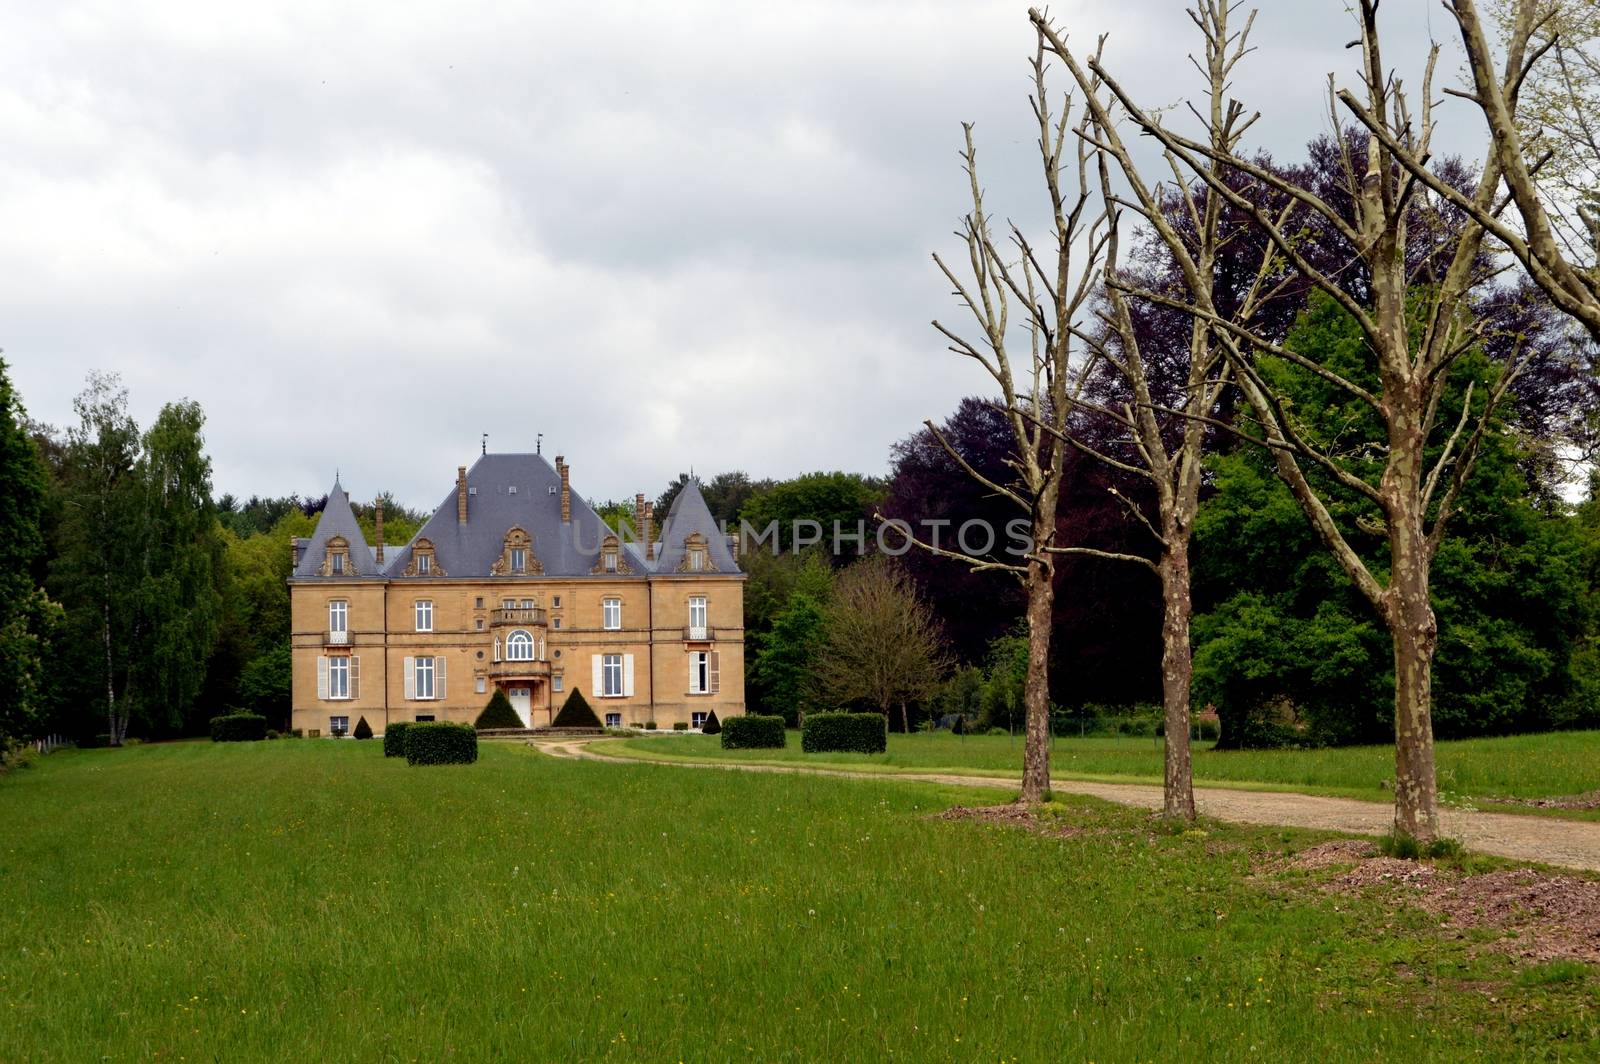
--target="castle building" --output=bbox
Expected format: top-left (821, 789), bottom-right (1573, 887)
top-left (288, 452), bottom-right (744, 735)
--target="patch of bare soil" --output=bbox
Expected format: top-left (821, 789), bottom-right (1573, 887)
top-left (1483, 790), bottom-right (1600, 811)
top-left (1269, 844), bottom-right (1600, 964)
top-left (937, 804), bottom-right (1089, 839)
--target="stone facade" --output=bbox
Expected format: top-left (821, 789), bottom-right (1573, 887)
top-left (289, 454), bottom-right (745, 735)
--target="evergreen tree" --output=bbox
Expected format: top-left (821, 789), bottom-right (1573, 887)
top-left (551, 688), bottom-right (602, 728)
top-left (475, 689), bottom-right (525, 729)
top-left (700, 709), bottom-right (721, 735)
top-left (353, 715), bottom-right (373, 740)
top-left (749, 592), bottom-right (827, 727)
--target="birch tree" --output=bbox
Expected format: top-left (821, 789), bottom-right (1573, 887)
top-left (1070, 1), bottom-right (1530, 842)
top-left (903, 42), bottom-right (1109, 804)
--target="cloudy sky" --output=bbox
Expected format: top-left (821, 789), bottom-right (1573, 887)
top-left (4, 1), bottom-right (1483, 511)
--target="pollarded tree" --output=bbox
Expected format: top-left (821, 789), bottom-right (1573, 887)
top-left (810, 558), bottom-right (950, 734)
top-left (906, 39), bottom-right (1110, 803)
top-left (1077, 1), bottom-right (1531, 841)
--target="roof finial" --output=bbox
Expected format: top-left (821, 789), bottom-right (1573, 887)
top-left (482, 433), bottom-right (488, 456)
top-left (537, 432), bottom-right (542, 455)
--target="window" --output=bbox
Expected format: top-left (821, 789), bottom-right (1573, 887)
top-left (510, 547), bottom-right (526, 572)
top-left (592, 535), bottom-right (629, 574)
top-left (553, 675), bottom-right (564, 693)
top-left (329, 600), bottom-right (348, 642)
top-left (605, 712), bottom-right (621, 728)
top-left (689, 651), bottom-right (720, 695)
top-left (692, 711), bottom-right (708, 729)
top-left (507, 630), bottom-right (534, 661)
top-left (553, 617), bottom-right (562, 630)
top-left (689, 550), bottom-right (704, 571)
top-left (318, 655), bottom-right (359, 700)
top-left (475, 618), bottom-right (485, 631)
top-left (329, 657), bottom-right (350, 699)
top-left (404, 654), bottom-right (444, 701)
top-left (416, 656), bottom-right (435, 699)
top-left (602, 654), bottom-right (623, 697)
top-left (324, 536), bottom-right (352, 576)
top-left (688, 595), bottom-right (707, 637)
top-left (552, 595), bottom-right (561, 608)
top-left (329, 715), bottom-right (349, 737)
top-left (604, 552), bottom-right (617, 572)
top-left (603, 597), bottom-right (621, 630)
top-left (417, 553), bottom-right (432, 575)
top-left (475, 596), bottom-right (484, 609)
top-left (678, 532), bottom-right (713, 573)
top-left (475, 675), bottom-right (487, 694)
top-left (331, 553), bottom-right (345, 575)
top-left (407, 539), bottom-right (440, 577)
top-left (415, 600), bottom-right (433, 632)
top-left (414, 714), bottom-right (435, 722)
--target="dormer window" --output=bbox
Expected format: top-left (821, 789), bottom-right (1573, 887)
top-left (405, 538), bottom-right (443, 577)
top-left (492, 527), bottom-right (541, 576)
top-left (323, 536), bottom-right (351, 577)
top-left (591, 534), bottom-right (631, 575)
top-left (678, 532), bottom-right (715, 573)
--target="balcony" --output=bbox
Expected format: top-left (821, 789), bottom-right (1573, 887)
top-left (489, 658), bottom-right (551, 679)
top-left (325, 629), bottom-right (349, 647)
top-left (683, 626), bottom-right (714, 642)
top-left (491, 607), bottom-right (547, 627)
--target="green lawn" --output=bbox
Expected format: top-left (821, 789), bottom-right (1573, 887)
top-left (610, 729), bottom-right (1600, 802)
top-left (2, 740), bottom-right (1597, 1060)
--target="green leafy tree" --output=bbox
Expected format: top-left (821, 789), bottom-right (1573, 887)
top-left (0, 359), bottom-right (63, 754)
top-left (749, 592), bottom-right (827, 727)
top-left (738, 472), bottom-right (885, 556)
top-left (49, 372), bottom-right (143, 744)
top-left (127, 401), bottom-right (225, 734)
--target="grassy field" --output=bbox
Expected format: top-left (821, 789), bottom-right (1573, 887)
top-left (2, 741), bottom-right (1598, 1060)
top-left (610, 729), bottom-right (1600, 802)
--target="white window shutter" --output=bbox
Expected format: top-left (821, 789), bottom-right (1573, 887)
top-left (623, 654), bottom-right (635, 697)
top-left (351, 656), bottom-right (361, 700)
top-left (688, 653), bottom-right (697, 694)
top-left (317, 656), bottom-right (329, 700)
top-left (436, 656), bottom-right (446, 700)
top-left (710, 651), bottom-right (720, 694)
top-left (404, 656), bottom-right (415, 700)
top-left (494, 637), bottom-right (501, 662)
top-left (591, 655), bottom-right (602, 697)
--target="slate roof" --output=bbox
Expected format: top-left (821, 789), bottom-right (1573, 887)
top-left (293, 455), bottom-right (742, 580)
top-left (292, 478), bottom-right (380, 579)
top-left (654, 480), bottom-right (740, 573)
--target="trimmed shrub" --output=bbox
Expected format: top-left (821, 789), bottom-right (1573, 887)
top-left (289, 729), bottom-right (304, 739)
top-left (551, 689), bottom-right (603, 729)
top-left (266, 729), bottom-right (280, 740)
top-left (721, 714), bottom-right (786, 750)
top-left (645, 721), bottom-right (658, 730)
top-left (404, 721), bottom-right (478, 766)
top-left (353, 716), bottom-right (374, 740)
top-left (475, 689), bottom-right (525, 730)
top-left (210, 713), bottom-right (268, 743)
top-left (701, 710), bottom-right (721, 735)
top-left (802, 712), bottom-right (887, 754)
top-left (673, 721), bottom-right (688, 731)
top-left (383, 721), bottom-right (413, 758)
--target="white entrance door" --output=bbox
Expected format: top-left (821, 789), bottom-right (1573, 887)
top-left (508, 687), bottom-right (532, 727)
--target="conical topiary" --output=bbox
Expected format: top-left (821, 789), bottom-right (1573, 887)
top-left (551, 688), bottom-right (603, 729)
top-left (475, 689), bottom-right (525, 730)
top-left (701, 709), bottom-right (721, 735)
top-left (353, 716), bottom-right (373, 740)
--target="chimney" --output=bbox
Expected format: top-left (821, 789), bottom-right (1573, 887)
top-left (727, 529), bottom-right (740, 564)
top-left (557, 456), bottom-right (570, 522)
top-left (644, 502), bottom-right (655, 561)
top-left (457, 466), bottom-right (468, 524)
top-left (291, 537), bottom-right (302, 570)
top-left (374, 497), bottom-right (385, 565)
top-left (634, 493), bottom-right (646, 543)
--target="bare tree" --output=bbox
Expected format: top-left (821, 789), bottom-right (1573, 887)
top-left (811, 558), bottom-right (950, 734)
top-left (1071, 1), bottom-right (1530, 842)
top-left (1381, 1), bottom-right (1600, 342)
top-left (1031, 3), bottom-right (1298, 820)
top-left (896, 43), bottom-right (1110, 803)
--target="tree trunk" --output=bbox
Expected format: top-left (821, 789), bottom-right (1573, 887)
top-left (1158, 541), bottom-right (1197, 820)
top-left (1388, 520), bottom-right (1440, 843)
top-left (102, 598), bottom-right (119, 746)
top-left (900, 701), bottom-right (909, 736)
top-left (1020, 525), bottom-right (1056, 804)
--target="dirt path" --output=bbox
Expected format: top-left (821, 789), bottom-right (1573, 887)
top-left (537, 738), bottom-right (1600, 873)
